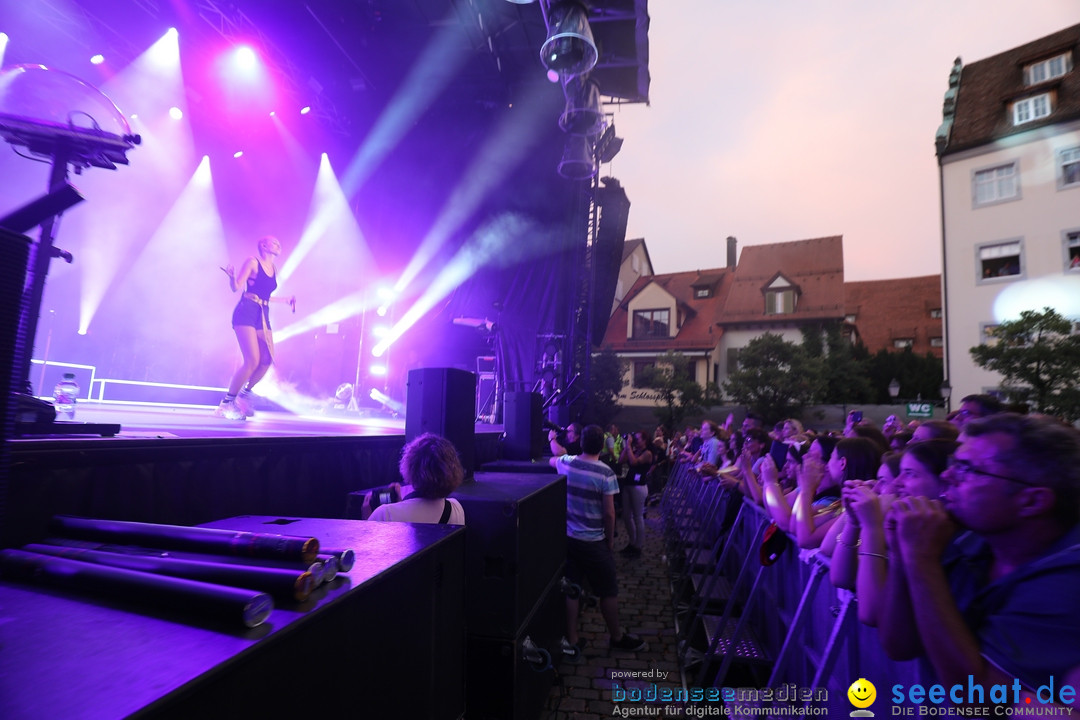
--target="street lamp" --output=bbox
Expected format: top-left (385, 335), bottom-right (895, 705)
top-left (888, 378), bottom-right (900, 402)
top-left (940, 379), bottom-right (952, 414)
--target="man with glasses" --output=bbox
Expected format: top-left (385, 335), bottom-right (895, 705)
top-left (879, 413), bottom-right (1080, 705)
top-left (952, 393), bottom-right (1003, 430)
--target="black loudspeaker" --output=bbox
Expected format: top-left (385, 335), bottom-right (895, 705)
top-left (0, 229), bottom-right (32, 549)
top-left (451, 473), bottom-right (566, 638)
top-left (406, 367), bottom-right (477, 474)
top-left (504, 391), bottom-right (542, 460)
top-left (590, 181), bottom-right (630, 341)
top-left (465, 571), bottom-right (565, 720)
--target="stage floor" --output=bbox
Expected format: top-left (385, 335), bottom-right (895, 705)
top-left (14, 401), bottom-right (414, 440)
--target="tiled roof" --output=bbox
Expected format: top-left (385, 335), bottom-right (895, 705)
top-left (622, 237), bottom-right (645, 262)
top-left (719, 236), bottom-right (846, 324)
top-left (845, 275), bottom-right (943, 356)
top-left (600, 268), bottom-right (733, 352)
top-left (944, 23), bottom-right (1080, 155)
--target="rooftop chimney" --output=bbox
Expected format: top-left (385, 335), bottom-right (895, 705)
top-left (726, 236), bottom-right (738, 268)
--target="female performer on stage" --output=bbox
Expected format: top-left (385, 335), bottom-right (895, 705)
top-left (216, 235), bottom-right (295, 419)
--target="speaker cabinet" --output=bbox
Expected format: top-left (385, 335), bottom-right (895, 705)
top-left (452, 473), bottom-right (566, 638)
top-left (504, 391), bottom-right (542, 460)
top-left (406, 367), bottom-right (477, 474)
top-left (0, 229), bottom-right (31, 549)
top-left (465, 571), bottom-right (564, 720)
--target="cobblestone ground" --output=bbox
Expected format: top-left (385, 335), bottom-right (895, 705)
top-left (543, 504), bottom-right (686, 720)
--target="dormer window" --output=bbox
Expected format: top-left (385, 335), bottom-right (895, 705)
top-left (632, 309), bottom-right (670, 339)
top-left (1013, 93), bottom-right (1052, 125)
top-left (694, 287), bottom-right (711, 299)
top-left (764, 276), bottom-right (796, 315)
top-left (1024, 53), bottom-right (1072, 85)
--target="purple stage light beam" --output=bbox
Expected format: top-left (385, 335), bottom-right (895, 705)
top-left (390, 78), bottom-right (556, 297)
top-left (277, 153), bottom-right (373, 285)
top-left (372, 212), bottom-right (538, 358)
top-left (339, 14), bottom-right (473, 197)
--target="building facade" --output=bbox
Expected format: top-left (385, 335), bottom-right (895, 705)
top-left (937, 23), bottom-right (1080, 401)
top-left (603, 237), bottom-right (945, 408)
top-left (845, 275), bottom-right (944, 358)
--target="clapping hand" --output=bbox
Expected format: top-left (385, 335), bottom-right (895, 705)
top-left (843, 480), bottom-right (883, 530)
top-left (797, 453), bottom-right (825, 493)
top-left (887, 495), bottom-right (955, 564)
top-left (758, 454), bottom-right (779, 486)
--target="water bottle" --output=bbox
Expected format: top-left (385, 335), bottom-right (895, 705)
top-left (53, 372), bottom-right (79, 420)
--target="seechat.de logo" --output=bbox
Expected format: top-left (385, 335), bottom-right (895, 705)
top-left (849, 678), bottom-right (877, 717)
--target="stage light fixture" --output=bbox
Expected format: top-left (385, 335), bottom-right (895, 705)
top-left (540, 2), bottom-right (597, 79)
top-left (235, 46), bottom-right (258, 71)
top-left (90, 54), bottom-right (105, 65)
top-left (300, 106), bottom-right (311, 115)
top-left (559, 75), bottom-right (603, 135)
top-left (504, 0), bottom-right (537, 4)
top-left (233, 150), bottom-right (243, 158)
top-left (169, 106), bottom-right (183, 120)
top-left (557, 134), bottom-right (596, 180)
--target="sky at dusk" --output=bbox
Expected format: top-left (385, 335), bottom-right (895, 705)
top-left (610, 1), bottom-right (1079, 281)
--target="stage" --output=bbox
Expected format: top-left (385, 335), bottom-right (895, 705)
top-left (5, 400), bottom-right (509, 548)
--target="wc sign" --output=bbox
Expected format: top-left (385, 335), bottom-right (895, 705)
top-left (906, 402), bottom-right (933, 419)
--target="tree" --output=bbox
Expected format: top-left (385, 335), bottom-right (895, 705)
top-left (723, 333), bottom-right (825, 424)
top-left (637, 350), bottom-right (703, 433)
top-left (586, 347), bottom-right (626, 427)
top-left (867, 347), bottom-right (944, 405)
top-left (801, 322), bottom-right (874, 405)
top-left (970, 307), bottom-right (1080, 422)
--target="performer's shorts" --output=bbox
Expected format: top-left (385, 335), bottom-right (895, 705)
top-left (231, 297), bottom-right (271, 330)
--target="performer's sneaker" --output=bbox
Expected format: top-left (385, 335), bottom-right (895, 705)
top-left (235, 392), bottom-right (256, 418)
top-left (214, 399), bottom-right (245, 421)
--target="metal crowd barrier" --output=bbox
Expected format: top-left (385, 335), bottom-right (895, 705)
top-left (661, 461), bottom-right (932, 705)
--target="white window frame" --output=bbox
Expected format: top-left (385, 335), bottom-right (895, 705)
top-left (1059, 146), bottom-right (1080, 189)
top-left (631, 308), bottom-right (670, 339)
top-left (1012, 93), bottom-right (1052, 126)
top-left (893, 338), bottom-right (914, 349)
top-left (976, 239), bottom-right (1024, 284)
top-left (930, 337), bottom-right (944, 348)
top-left (972, 162), bottom-right (1020, 207)
top-left (1064, 228), bottom-right (1080, 272)
top-left (1024, 53), bottom-right (1072, 85)
top-left (764, 276), bottom-right (796, 315)
top-left (929, 308), bottom-right (942, 319)
top-left (694, 287), bottom-right (710, 299)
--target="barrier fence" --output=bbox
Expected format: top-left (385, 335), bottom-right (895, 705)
top-left (661, 460), bottom-right (931, 713)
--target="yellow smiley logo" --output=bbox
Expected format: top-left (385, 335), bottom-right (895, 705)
top-left (847, 678), bottom-right (876, 709)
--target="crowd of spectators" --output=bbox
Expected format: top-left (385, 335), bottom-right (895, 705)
top-left (670, 394), bottom-right (1080, 710)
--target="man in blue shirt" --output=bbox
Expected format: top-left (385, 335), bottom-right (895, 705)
top-left (550, 424), bottom-right (648, 660)
top-left (880, 413), bottom-right (1080, 706)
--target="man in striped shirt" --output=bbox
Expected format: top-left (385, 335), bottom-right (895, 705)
top-left (549, 424), bottom-right (648, 660)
